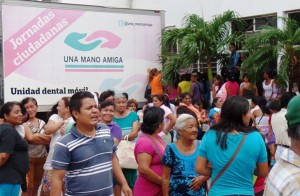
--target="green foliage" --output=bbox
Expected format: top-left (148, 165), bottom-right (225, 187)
top-left (162, 13), bottom-right (300, 88)
top-left (242, 17), bottom-right (300, 89)
top-left (161, 10), bottom-right (244, 84)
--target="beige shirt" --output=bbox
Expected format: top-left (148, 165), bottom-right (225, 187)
top-left (271, 108), bottom-right (291, 146)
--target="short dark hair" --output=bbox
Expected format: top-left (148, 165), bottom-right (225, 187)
top-left (99, 90), bottom-right (115, 103)
top-left (252, 96), bottom-right (269, 114)
top-left (182, 73), bottom-right (191, 81)
top-left (162, 94), bottom-right (171, 109)
top-left (0, 101), bottom-right (22, 120)
top-left (141, 107), bottom-right (164, 134)
top-left (230, 43), bottom-right (236, 48)
top-left (100, 101), bottom-right (115, 110)
top-left (192, 99), bottom-right (202, 106)
top-left (122, 92), bottom-right (129, 100)
top-left (268, 99), bottom-right (281, 112)
top-left (212, 96), bottom-right (255, 149)
top-left (211, 97), bottom-right (222, 108)
top-left (288, 124), bottom-right (300, 140)
top-left (228, 72), bottom-right (235, 82)
top-left (281, 92), bottom-right (296, 108)
top-left (180, 92), bottom-right (191, 100)
top-left (152, 94), bottom-right (164, 102)
top-left (70, 91), bottom-right (95, 122)
top-left (176, 106), bottom-right (199, 128)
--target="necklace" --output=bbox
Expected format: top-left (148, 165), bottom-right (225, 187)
top-left (27, 119), bottom-right (41, 133)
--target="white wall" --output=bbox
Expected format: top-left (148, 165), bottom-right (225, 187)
top-left (58, 0), bottom-right (300, 27)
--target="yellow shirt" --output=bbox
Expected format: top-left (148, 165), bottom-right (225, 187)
top-left (178, 81), bottom-right (192, 94)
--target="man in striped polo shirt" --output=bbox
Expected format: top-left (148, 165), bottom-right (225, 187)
top-left (50, 91), bottom-right (131, 196)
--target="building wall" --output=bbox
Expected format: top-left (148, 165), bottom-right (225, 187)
top-left (58, 0), bottom-right (300, 27)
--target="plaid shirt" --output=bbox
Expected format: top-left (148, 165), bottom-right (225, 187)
top-left (264, 148), bottom-right (300, 196)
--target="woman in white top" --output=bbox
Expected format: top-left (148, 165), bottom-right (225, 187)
top-left (152, 94), bottom-right (176, 145)
top-left (40, 97), bottom-right (72, 196)
top-left (251, 96), bottom-right (276, 161)
top-left (262, 71), bottom-right (274, 101)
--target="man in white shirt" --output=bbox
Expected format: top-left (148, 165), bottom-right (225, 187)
top-left (265, 95), bottom-right (300, 195)
top-left (269, 92), bottom-right (296, 161)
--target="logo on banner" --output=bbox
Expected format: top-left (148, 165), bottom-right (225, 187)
top-left (64, 30), bottom-right (121, 51)
top-left (63, 30), bottom-right (123, 72)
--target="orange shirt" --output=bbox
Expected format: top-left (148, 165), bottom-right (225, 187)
top-left (150, 74), bottom-right (163, 95)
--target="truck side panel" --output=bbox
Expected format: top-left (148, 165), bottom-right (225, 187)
top-left (2, 2), bottom-right (162, 110)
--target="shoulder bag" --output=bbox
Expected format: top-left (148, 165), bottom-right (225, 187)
top-left (253, 113), bottom-right (264, 133)
top-left (209, 133), bottom-right (248, 189)
top-left (116, 135), bottom-right (138, 169)
top-left (142, 134), bottom-right (164, 162)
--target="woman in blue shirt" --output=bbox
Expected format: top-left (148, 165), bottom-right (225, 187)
top-left (162, 114), bottom-right (209, 195)
top-left (196, 96), bottom-right (268, 196)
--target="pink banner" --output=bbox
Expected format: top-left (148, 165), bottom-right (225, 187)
top-left (3, 8), bottom-right (85, 77)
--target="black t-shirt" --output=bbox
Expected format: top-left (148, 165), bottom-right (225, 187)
top-left (0, 124), bottom-right (29, 184)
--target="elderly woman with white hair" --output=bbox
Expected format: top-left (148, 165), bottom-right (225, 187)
top-left (162, 114), bottom-right (209, 196)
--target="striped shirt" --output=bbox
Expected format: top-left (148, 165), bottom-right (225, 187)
top-left (52, 123), bottom-right (116, 196)
top-left (264, 148), bottom-right (300, 196)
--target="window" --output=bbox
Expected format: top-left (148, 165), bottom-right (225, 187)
top-left (255, 16), bottom-right (277, 30)
top-left (232, 14), bottom-right (277, 34)
top-left (244, 19), bottom-right (254, 31)
top-left (289, 11), bottom-right (300, 23)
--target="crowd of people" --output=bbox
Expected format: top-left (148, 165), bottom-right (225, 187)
top-left (0, 66), bottom-right (300, 196)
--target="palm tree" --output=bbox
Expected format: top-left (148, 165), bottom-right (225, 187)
top-left (161, 11), bottom-right (244, 85)
top-left (242, 18), bottom-right (300, 90)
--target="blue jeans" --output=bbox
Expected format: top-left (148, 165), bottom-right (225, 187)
top-left (0, 184), bottom-right (21, 196)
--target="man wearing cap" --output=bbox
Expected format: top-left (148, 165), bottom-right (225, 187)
top-left (264, 95), bottom-right (300, 195)
top-left (190, 72), bottom-right (204, 102)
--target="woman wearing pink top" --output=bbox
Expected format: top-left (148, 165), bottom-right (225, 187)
top-left (216, 74), bottom-right (239, 101)
top-left (134, 107), bottom-right (166, 196)
top-left (225, 74), bottom-right (239, 97)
